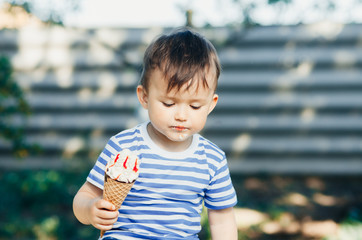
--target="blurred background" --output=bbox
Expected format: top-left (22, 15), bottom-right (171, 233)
top-left (1, 0), bottom-right (362, 239)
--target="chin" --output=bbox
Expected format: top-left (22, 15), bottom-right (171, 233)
top-left (169, 132), bottom-right (191, 142)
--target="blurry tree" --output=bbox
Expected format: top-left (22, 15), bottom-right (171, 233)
top-left (231, 0), bottom-right (362, 26)
top-left (0, 169), bottom-right (98, 239)
top-left (0, 56), bottom-right (39, 158)
top-left (1, 0), bottom-right (80, 25)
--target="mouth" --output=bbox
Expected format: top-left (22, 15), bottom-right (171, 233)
top-left (172, 126), bottom-right (188, 132)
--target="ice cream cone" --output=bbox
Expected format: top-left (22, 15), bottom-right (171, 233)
top-left (100, 175), bottom-right (135, 237)
top-left (100, 149), bottom-right (140, 238)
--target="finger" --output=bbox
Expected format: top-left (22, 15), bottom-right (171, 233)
top-left (97, 208), bottom-right (119, 220)
top-left (96, 216), bottom-right (118, 226)
top-left (94, 214), bottom-right (118, 230)
top-left (94, 222), bottom-right (114, 231)
top-left (91, 211), bottom-right (117, 228)
top-left (96, 199), bottom-right (116, 211)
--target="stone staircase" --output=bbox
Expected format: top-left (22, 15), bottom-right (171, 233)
top-left (1, 24), bottom-right (361, 174)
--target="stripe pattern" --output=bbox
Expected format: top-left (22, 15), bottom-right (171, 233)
top-left (87, 122), bottom-right (237, 239)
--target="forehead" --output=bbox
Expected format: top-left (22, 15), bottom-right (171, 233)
top-left (149, 67), bottom-right (217, 94)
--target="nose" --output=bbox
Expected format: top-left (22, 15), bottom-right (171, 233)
top-left (174, 105), bottom-right (187, 122)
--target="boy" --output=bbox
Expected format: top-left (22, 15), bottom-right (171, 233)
top-left (73, 28), bottom-right (238, 239)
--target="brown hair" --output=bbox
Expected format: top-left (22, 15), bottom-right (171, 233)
top-left (140, 28), bottom-right (221, 93)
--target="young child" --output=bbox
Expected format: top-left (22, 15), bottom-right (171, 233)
top-left (73, 28), bottom-right (238, 240)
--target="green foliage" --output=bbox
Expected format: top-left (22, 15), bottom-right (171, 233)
top-left (231, 0), bottom-right (362, 27)
top-left (0, 56), bottom-right (29, 115)
top-left (0, 169), bottom-right (99, 239)
top-left (324, 205), bottom-right (362, 239)
top-left (0, 55), bottom-right (40, 158)
top-left (268, 0), bottom-right (292, 4)
top-left (5, 0), bottom-right (31, 14)
top-left (200, 205), bottom-right (211, 239)
top-left (3, 0), bottom-right (81, 25)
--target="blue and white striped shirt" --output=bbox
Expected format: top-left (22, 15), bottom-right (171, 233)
top-left (87, 122), bottom-right (237, 240)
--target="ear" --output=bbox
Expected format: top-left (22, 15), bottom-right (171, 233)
top-left (208, 94), bottom-right (218, 114)
top-left (137, 85), bottom-right (149, 109)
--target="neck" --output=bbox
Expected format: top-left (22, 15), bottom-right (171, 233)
top-left (147, 123), bottom-right (192, 152)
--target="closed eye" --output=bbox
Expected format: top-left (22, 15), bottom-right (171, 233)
top-left (190, 105), bottom-right (201, 110)
top-left (162, 102), bottom-right (175, 107)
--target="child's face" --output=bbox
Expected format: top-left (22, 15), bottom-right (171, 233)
top-left (137, 68), bottom-right (218, 149)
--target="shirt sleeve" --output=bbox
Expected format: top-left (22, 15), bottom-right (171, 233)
top-left (86, 136), bottom-right (121, 189)
top-left (204, 156), bottom-right (237, 210)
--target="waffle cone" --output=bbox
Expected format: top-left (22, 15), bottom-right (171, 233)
top-left (100, 175), bottom-right (135, 237)
top-left (103, 175), bottom-right (134, 208)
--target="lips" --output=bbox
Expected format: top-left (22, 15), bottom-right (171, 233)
top-left (172, 126), bottom-right (187, 132)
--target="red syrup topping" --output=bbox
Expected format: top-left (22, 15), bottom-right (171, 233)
top-left (123, 156), bottom-right (129, 169)
top-left (108, 154), bottom-right (120, 169)
top-left (133, 158), bottom-right (139, 172)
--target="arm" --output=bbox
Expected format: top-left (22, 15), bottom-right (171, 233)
top-left (208, 207), bottom-right (238, 240)
top-left (73, 181), bottom-right (118, 231)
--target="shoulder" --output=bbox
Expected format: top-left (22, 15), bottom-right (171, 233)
top-left (109, 122), bottom-right (145, 149)
top-left (197, 135), bottom-right (226, 174)
top-left (113, 125), bottom-right (141, 138)
top-left (198, 134), bottom-right (225, 159)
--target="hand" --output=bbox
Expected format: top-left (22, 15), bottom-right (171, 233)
top-left (88, 197), bottom-right (118, 231)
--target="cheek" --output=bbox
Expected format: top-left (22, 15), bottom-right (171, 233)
top-left (148, 103), bottom-right (169, 121)
top-left (191, 111), bottom-right (208, 128)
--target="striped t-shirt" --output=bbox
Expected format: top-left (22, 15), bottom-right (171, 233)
top-left (87, 122), bottom-right (237, 240)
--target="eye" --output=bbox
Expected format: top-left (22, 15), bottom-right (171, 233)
top-left (162, 102), bottom-right (175, 107)
top-left (190, 105), bottom-right (201, 110)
